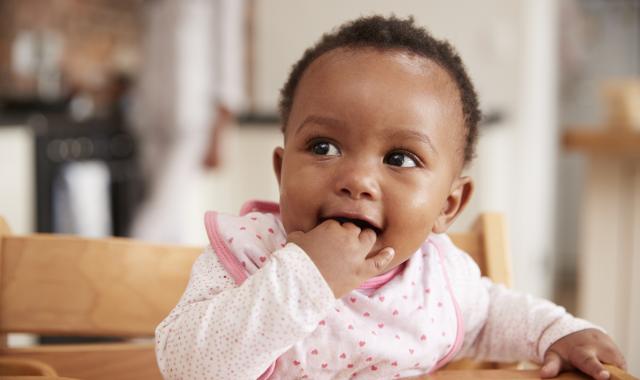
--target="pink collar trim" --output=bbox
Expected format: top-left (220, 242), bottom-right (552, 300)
top-left (357, 262), bottom-right (406, 290)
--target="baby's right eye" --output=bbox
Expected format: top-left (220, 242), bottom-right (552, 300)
top-left (310, 141), bottom-right (341, 156)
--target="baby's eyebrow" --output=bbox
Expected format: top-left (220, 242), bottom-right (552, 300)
top-left (295, 115), bottom-right (345, 136)
top-left (294, 116), bottom-right (438, 155)
top-left (386, 129), bottom-right (439, 156)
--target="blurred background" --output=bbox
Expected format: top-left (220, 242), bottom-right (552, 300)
top-left (0, 0), bottom-right (638, 372)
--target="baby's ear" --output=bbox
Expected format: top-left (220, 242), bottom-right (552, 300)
top-left (272, 147), bottom-right (284, 187)
top-left (432, 176), bottom-right (473, 233)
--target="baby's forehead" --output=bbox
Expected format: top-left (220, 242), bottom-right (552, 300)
top-left (302, 47), bottom-right (461, 108)
top-left (334, 47), bottom-right (432, 64)
top-left (314, 47), bottom-right (451, 81)
top-left (288, 47), bottom-right (464, 130)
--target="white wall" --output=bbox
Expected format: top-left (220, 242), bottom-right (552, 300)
top-left (0, 126), bottom-right (35, 234)
top-left (201, 124), bottom-right (282, 239)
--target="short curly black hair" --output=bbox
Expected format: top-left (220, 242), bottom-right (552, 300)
top-left (278, 15), bottom-right (481, 164)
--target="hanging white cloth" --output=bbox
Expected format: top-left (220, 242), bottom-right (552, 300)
top-left (130, 0), bottom-right (246, 244)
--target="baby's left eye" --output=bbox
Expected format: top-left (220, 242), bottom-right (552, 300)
top-left (384, 151), bottom-right (418, 168)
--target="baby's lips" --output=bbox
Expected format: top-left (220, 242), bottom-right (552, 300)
top-left (318, 213), bottom-right (383, 235)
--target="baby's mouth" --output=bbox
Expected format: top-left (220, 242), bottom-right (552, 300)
top-left (319, 216), bottom-right (382, 236)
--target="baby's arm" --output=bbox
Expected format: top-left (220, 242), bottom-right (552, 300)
top-left (155, 244), bottom-right (335, 379)
top-left (457, 274), bottom-right (596, 363)
top-left (448, 247), bottom-right (626, 378)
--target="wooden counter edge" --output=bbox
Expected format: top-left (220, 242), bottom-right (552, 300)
top-left (562, 128), bottom-right (640, 157)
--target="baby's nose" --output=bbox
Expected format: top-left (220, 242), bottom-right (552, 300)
top-left (335, 160), bottom-right (381, 200)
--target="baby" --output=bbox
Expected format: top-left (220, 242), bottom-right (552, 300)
top-left (155, 16), bottom-right (626, 380)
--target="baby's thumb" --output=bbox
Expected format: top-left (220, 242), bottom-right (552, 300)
top-left (540, 350), bottom-right (563, 378)
top-left (367, 247), bottom-right (395, 275)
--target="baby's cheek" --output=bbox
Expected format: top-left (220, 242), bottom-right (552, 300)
top-left (406, 211), bottom-right (435, 242)
top-left (385, 224), bottom-right (428, 261)
top-left (280, 197), bottom-right (316, 234)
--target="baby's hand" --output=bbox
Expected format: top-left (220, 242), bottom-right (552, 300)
top-left (541, 328), bottom-right (627, 380)
top-left (287, 219), bottom-right (395, 298)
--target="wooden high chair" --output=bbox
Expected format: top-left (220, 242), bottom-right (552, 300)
top-left (0, 214), bottom-right (506, 379)
top-left (1, 214), bottom-right (634, 379)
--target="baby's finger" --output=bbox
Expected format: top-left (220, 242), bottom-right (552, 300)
top-left (570, 350), bottom-right (609, 380)
top-left (358, 227), bottom-right (377, 247)
top-left (597, 346), bottom-right (628, 371)
top-left (364, 247), bottom-right (394, 275)
top-left (339, 220), bottom-right (362, 234)
top-left (540, 349), bottom-right (563, 378)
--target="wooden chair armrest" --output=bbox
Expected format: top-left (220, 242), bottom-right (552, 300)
top-left (0, 356), bottom-right (58, 376)
top-left (426, 364), bottom-right (638, 379)
top-left (606, 364), bottom-right (639, 380)
top-left (0, 377), bottom-right (80, 380)
top-left (0, 342), bottom-right (161, 380)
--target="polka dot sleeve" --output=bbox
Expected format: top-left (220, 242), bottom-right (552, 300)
top-left (438, 235), bottom-right (600, 364)
top-left (155, 243), bottom-right (336, 379)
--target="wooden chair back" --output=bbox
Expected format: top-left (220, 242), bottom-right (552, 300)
top-left (0, 213), bottom-right (510, 379)
top-left (449, 212), bottom-right (512, 288)
top-left (0, 217), bottom-right (201, 380)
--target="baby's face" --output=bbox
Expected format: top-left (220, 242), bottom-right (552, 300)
top-left (274, 48), bottom-right (472, 269)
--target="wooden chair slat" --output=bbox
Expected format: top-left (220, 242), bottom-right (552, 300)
top-left (0, 234), bottom-right (201, 337)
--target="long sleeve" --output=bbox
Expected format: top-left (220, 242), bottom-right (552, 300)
top-left (442, 241), bottom-right (598, 364)
top-left (155, 243), bottom-right (335, 379)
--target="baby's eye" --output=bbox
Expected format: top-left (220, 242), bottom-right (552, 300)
top-left (384, 151), bottom-right (418, 168)
top-left (310, 141), bottom-right (340, 156)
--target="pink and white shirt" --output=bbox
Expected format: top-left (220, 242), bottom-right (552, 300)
top-left (155, 201), bottom-right (596, 379)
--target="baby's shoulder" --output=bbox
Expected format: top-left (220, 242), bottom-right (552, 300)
top-left (178, 246), bottom-right (237, 302)
top-left (193, 246), bottom-right (235, 279)
top-left (427, 233), bottom-right (482, 280)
